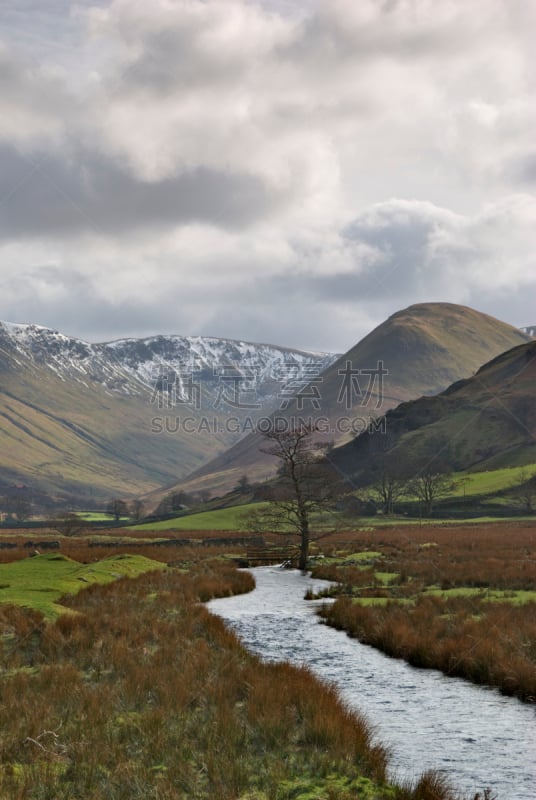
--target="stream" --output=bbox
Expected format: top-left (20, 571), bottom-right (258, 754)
top-left (207, 566), bottom-right (536, 799)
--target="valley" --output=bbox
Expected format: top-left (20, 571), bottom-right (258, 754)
top-left (2, 4), bottom-right (533, 798)
top-left (0, 301), bottom-right (534, 800)
top-left (0, 518), bottom-right (535, 798)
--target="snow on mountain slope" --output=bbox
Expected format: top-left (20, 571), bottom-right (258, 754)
top-left (0, 322), bottom-right (337, 412)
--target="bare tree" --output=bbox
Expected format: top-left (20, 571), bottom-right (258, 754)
top-left (249, 424), bottom-right (342, 571)
top-left (511, 471), bottom-right (536, 514)
top-left (130, 498), bottom-right (145, 522)
top-left (368, 460), bottom-right (408, 515)
top-left (236, 474), bottom-right (251, 494)
top-left (409, 468), bottom-right (456, 516)
top-left (107, 498), bottom-right (129, 522)
top-left (50, 512), bottom-right (85, 537)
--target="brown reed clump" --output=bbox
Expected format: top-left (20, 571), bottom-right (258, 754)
top-left (313, 522), bottom-right (536, 701)
top-left (322, 595), bottom-right (536, 702)
top-left (0, 558), bottom-right (450, 800)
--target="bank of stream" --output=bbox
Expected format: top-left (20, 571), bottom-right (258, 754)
top-left (208, 566), bottom-right (536, 800)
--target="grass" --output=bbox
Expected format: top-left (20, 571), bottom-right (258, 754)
top-left (134, 506), bottom-right (536, 535)
top-left (0, 557), bottom-right (454, 800)
top-left (0, 553), bottom-right (166, 619)
top-left (133, 503), bottom-right (267, 531)
top-left (449, 463), bottom-right (536, 497)
top-left (75, 512), bottom-right (130, 522)
top-left (311, 521), bottom-right (536, 702)
top-left (423, 586), bottom-right (536, 603)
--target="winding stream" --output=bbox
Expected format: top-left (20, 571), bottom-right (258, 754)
top-left (207, 566), bottom-right (536, 800)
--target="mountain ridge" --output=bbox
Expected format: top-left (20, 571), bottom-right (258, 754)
top-left (1, 321), bottom-right (336, 400)
top-left (157, 302), bottom-right (531, 500)
top-left (0, 304), bottom-right (531, 507)
top-left (0, 322), bottom-right (335, 503)
top-left (331, 338), bottom-right (536, 482)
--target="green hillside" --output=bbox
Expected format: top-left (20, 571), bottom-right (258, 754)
top-left (134, 503), bottom-right (264, 531)
top-left (0, 346), bottom-right (232, 501)
top-left (152, 303), bottom-right (530, 501)
top-left (333, 339), bottom-right (536, 483)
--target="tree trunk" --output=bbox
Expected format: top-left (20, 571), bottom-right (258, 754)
top-left (299, 520), bottom-right (309, 572)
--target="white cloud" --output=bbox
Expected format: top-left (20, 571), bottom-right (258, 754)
top-left (0, 0), bottom-right (534, 350)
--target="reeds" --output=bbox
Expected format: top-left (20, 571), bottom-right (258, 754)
top-left (312, 522), bottom-right (536, 701)
top-left (1, 559), bottom-right (439, 799)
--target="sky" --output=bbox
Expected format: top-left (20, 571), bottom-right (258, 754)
top-left (0, 0), bottom-right (534, 353)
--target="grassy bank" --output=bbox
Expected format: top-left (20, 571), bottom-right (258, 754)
top-left (0, 552), bottom-right (166, 619)
top-left (0, 559), bottom-right (458, 800)
top-left (311, 522), bottom-right (536, 702)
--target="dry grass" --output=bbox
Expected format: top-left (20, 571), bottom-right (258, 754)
top-left (0, 558), bottom-right (443, 800)
top-left (314, 521), bottom-right (536, 701)
top-left (322, 595), bottom-right (536, 701)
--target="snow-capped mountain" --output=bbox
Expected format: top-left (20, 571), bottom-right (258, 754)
top-left (0, 306), bottom-right (529, 503)
top-left (520, 325), bottom-right (536, 338)
top-left (0, 321), bottom-right (337, 413)
top-left (0, 320), bottom-right (337, 501)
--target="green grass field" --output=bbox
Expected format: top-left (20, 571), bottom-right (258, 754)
top-left (450, 463), bottom-right (536, 497)
top-left (76, 512), bottom-right (130, 521)
top-left (0, 553), bottom-right (166, 619)
top-left (134, 507), bottom-right (534, 534)
top-left (134, 503), bottom-right (266, 531)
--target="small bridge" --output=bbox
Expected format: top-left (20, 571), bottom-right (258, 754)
top-left (237, 546), bottom-right (298, 568)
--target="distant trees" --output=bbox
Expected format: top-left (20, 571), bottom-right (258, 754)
top-left (156, 491), bottom-right (194, 516)
top-left (368, 459), bottom-right (408, 515)
top-left (512, 471), bottom-right (536, 514)
top-left (408, 467), bottom-right (456, 516)
top-left (2, 490), bottom-right (32, 522)
top-left (50, 512), bottom-right (85, 537)
top-left (107, 498), bottom-right (129, 522)
top-left (130, 499), bottom-right (145, 522)
top-left (365, 428), bottom-right (456, 516)
top-left (249, 424), bottom-right (343, 571)
top-left (236, 475), bottom-right (251, 494)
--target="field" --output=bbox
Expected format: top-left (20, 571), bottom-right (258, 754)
top-left (76, 512), bottom-right (130, 522)
top-left (449, 464), bottom-right (536, 497)
top-left (311, 521), bottom-right (536, 701)
top-left (0, 552), bottom-right (166, 619)
top-left (0, 548), bottom-right (456, 800)
top-left (133, 503), bottom-right (265, 531)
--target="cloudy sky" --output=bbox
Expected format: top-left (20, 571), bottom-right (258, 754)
top-left (0, 0), bottom-right (534, 352)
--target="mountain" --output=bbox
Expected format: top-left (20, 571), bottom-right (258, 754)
top-left (0, 322), bottom-right (333, 503)
top-left (521, 325), bottom-right (536, 338)
top-left (331, 338), bottom-right (536, 482)
top-left (163, 303), bottom-right (531, 499)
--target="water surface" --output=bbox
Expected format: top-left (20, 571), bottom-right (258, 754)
top-left (208, 566), bottom-right (536, 799)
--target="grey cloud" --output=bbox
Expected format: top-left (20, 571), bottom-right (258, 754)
top-left (0, 144), bottom-right (282, 238)
top-left (254, 268), bottom-right (414, 308)
top-left (509, 153), bottom-right (536, 186)
top-left (470, 284), bottom-right (536, 333)
top-left (343, 212), bottom-right (436, 290)
top-left (0, 43), bottom-right (71, 118)
top-left (118, 27), bottom-right (247, 94)
top-left (282, 0), bottom-right (476, 69)
top-left (252, 197), bottom-right (535, 309)
top-left (0, 269), bottom-right (202, 343)
top-left (0, 1), bottom-right (533, 353)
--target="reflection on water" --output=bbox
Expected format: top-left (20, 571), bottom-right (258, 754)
top-left (208, 566), bottom-right (536, 800)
